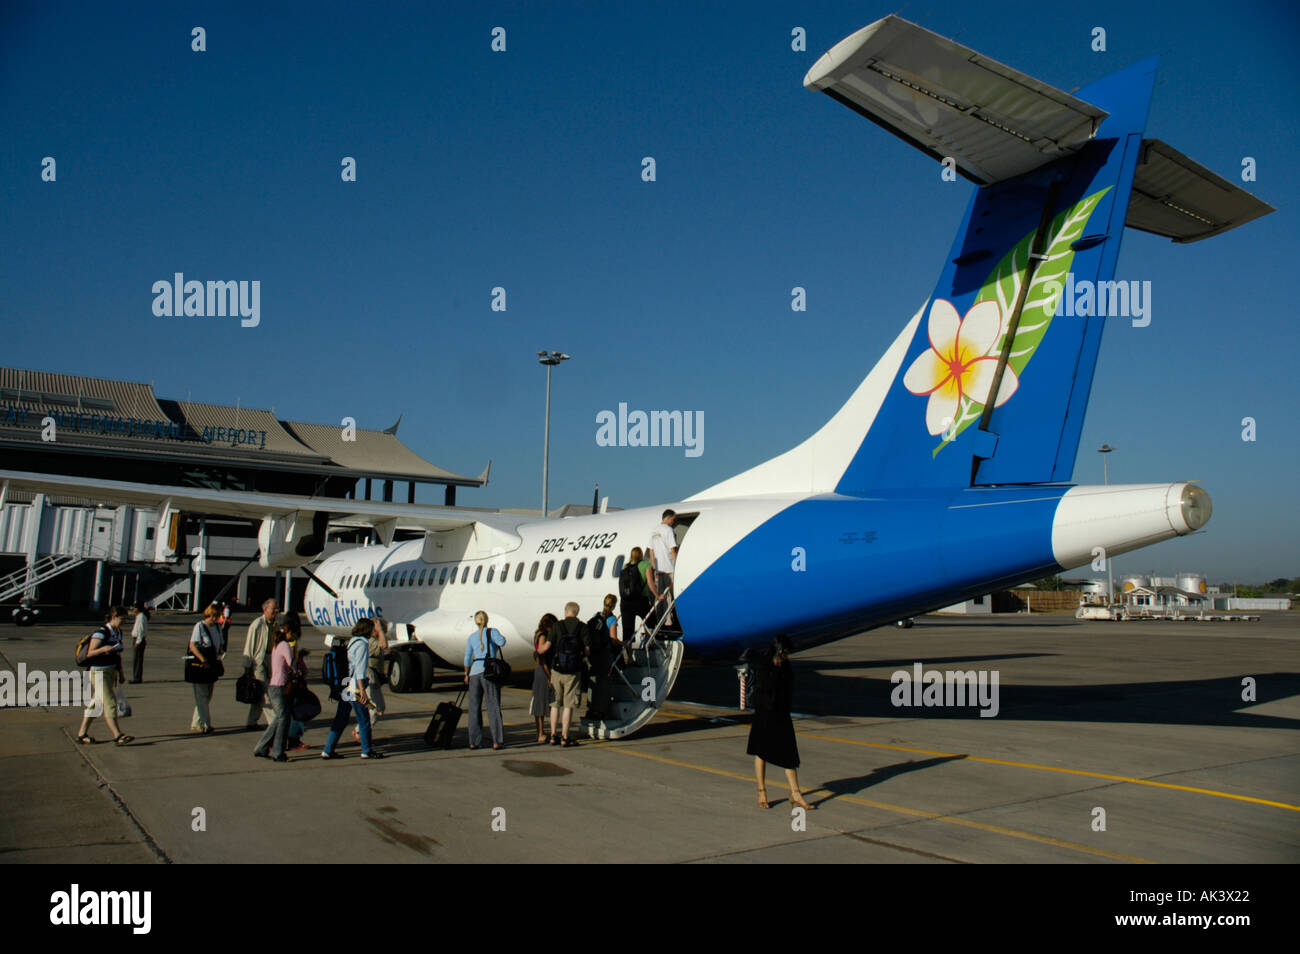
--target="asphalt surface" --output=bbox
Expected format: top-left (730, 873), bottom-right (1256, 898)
top-left (1, 611), bottom-right (1296, 863)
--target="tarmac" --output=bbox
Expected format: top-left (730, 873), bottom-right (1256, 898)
top-left (1, 611), bottom-right (1296, 864)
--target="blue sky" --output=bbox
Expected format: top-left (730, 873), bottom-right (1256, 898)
top-left (2, 0), bottom-right (1296, 582)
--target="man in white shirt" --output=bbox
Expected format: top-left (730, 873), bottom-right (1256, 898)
top-left (646, 510), bottom-right (679, 629)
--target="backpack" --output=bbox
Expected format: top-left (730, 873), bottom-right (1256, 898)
top-left (74, 627), bottom-right (106, 668)
top-left (587, 614), bottom-right (611, 657)
top-left (322, 642), bottom-right (350, 700)
top-left (552, 619), bottom-right (587, 675)
top-left (619, 563), bottom-right (643, 603)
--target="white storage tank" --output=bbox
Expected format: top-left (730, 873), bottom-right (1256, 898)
top-left (1081, 579), bottom-right (1108, 596)
top-left (1177, 573), bottom-right (1207, 595)
top-left (1122, 575), bottom-right (1149, 593)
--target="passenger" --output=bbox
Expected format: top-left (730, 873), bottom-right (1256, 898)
top-left (189, 603), bottom-right (226, 733)
top-left (745, 635), bottom-right (812, 811)
top-left (281, 613), bottom-right (312, 750)
top-left (128, 602), bottom-right (149, 684)
top-left (321, 618), bottom-right (384, 760)
top-left (219, 602), bottom-right (232, 651)
top-left (530, 613), bottom-right (558, 743)
top-left (463, 610), bottom-right (507, 750)
top-left (545, 602), bottom-right (588, 746)
top-left (242, 598), bottom-right (279, 730)
top-left (646, 509), bottom-right (678, 630)
top-left (619, 547), bottom-right (651, 652)
top-left (75, 606), bottom-right (132, 745)
top-left (355, 618), bottom-right (390, 744)
top-left (253, 622), bottom-right (294, 762)
top-left (585, 594), bottom-right (621, 721)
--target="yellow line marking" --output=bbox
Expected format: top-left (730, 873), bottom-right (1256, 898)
top-left (795, 732), bottom-right (1300, 813)
top-left (605, 745), bottom-right (1153, 863)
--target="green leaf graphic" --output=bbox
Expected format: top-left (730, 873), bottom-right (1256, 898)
top-left (932, 186), bottom-right (1111, 456)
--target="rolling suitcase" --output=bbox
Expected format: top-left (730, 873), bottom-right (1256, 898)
top-left (424, 691), bottom-right (465, 748)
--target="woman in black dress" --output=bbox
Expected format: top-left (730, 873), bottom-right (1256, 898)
top-left (746, 635), bottom-right (813, 810)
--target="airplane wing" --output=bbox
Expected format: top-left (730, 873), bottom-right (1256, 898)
top-left (0, 469), bottom-right (524, 564)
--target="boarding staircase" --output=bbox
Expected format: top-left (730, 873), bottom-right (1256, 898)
top-left (148, 575), bottom-right (192, 610)
top-left (582, 589), bottom-right (685, 740)
top-left (0, 553), bottom-right (87, 602)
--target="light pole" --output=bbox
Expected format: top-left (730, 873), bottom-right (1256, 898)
top-left (538, 351), bottom-right (570, 517)
top-left (1099, 443), bottom-right (1115, 602)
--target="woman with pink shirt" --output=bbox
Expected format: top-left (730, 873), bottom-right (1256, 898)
top-left (252, 625), bottom-right (294, 762)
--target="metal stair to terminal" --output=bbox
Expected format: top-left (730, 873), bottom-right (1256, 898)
top-left (0, 553), bottom-right (87, 602)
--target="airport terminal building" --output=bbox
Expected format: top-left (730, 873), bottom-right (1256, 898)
top-left (0, 367), bottom-right (487, 611)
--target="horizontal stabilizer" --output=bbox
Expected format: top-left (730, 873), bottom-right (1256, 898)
top-left (1126, 139), bottom-right (1275, 242)
top-left (803, 15), bottom-right (1107, 185)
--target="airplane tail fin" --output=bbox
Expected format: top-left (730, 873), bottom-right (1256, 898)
top-left (691, 16), bottom-right (1271, 501)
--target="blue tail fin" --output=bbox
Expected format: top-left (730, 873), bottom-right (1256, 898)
top-left (692, 20), bottom-right (1268, 504)
top-left (835, 57), bottom-right (1159, 491)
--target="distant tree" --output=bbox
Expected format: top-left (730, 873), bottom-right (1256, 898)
top-left (1266, 577), bottom-right (1291, 592)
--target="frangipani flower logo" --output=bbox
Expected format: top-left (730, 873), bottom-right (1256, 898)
top-left (902, 298), bottom-right (1018, 437)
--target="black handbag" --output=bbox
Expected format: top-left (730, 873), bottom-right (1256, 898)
top-left (184, 653), bottom-right (224, 684)
top-left (235, 668), bottom-right (265, 704)
top-left (476, 629), bottom-right (512, 686)
top-left (184, 624), bottom-right (224, 684)
top-left (291, 687), bottom-right (322, 721)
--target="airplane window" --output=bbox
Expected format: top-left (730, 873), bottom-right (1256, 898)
top-left (379, 572), bottom-right (388, 588)
top-left (437, 568), bottom-right (446, 585)
top-left (612, 555), bottom-right (625, 577)
top-left (461, 567), bottom-right (470, 583)
top-left (576, 558), bottom-right (587, 579)
top-left (486, 565), bottom-right (495, 583)
top-left (474, 566), bottom-right (482, 583)
top-left (559, 559), bottom-right (570, 581)
top-left (529, 562), bottom-right (538, 581)
top-left (594, 557), bottom-right (605, 578)
top-left (448, 568), bottom-right (456, 585)
top-left (501, 562), bottom-right (509, 582)
top-left (544, 560), bottom-right (554, 581)
top-left (515, 563), bottom-right (525, 582)
top-left (417, 569), bottom-right (426, 585)
top-left (398, 571), bottom-right (406, 587)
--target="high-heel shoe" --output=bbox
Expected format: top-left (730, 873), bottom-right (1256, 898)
top-left (757, 787), bottom-right (770, 810)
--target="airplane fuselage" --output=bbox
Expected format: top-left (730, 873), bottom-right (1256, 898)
top-left (303, 481), bottom-right (1208, 667)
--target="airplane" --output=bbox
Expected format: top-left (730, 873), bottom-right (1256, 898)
top-left (0, 16), bottom-right (1272, 739)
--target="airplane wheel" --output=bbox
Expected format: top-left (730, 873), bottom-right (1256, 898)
top-left (388, 653), bottom-right (414, 693)
top-left (414, 652), bottom-right (435, 690)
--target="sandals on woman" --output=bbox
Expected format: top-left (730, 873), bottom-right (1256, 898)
top-left (757, 786), bottom-right (770, 810)
top-left (114, 735), bottom-right (134, 746)
top-left (76, 735), bottom-right (97, 745)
